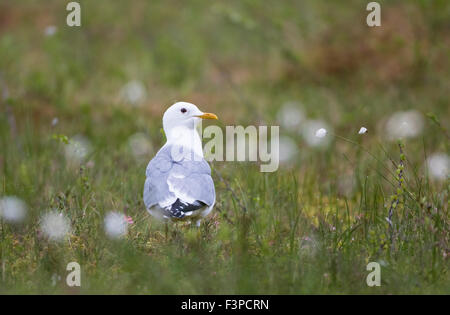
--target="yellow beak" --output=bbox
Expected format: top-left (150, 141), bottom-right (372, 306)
top-left (196, 112), bottom-right (218, 120)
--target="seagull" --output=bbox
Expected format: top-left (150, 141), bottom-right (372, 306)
top-left (143, 102), bottom-right (218, 226)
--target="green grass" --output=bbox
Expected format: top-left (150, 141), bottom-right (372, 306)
top-left (0, 0), bottom-right (449, 294)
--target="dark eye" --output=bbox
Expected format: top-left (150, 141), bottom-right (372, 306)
top-left (180, 108), bottom-right (187, 113)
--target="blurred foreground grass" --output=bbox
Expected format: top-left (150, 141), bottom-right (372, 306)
top-left (0, 0), bottom-right (448, 293)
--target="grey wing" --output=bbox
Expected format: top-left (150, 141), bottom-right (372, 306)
top-left (167, 158), bottom-right (216, 206)
top-left (143, 148), bottom-right (176, 209)
top-left (144, 145), bottom-right (215, 210)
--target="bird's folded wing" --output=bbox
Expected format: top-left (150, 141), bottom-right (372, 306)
top-left (167, 172), bottom-right (215, 206)
top-left (144, 145), bottom-right (215, 209)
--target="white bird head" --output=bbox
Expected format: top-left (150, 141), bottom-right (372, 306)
top-left (162, 102), bottom-right (218, 136)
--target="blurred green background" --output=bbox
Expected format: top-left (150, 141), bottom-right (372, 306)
top-left (0, 0), bottom-right (448, 294)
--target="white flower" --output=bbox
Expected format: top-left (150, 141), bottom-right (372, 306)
top-left (51, 274), bottom-right (61, 286)
top-left (40, 211), bottom-right (71, 241)
top-left (278, 136), bottom-right (299, 164)
top-left (120, 80), bottom-right (146, 106)
top-left (104, 211), bottom-right (128, 239)
top-left (44, 25), bottom-right (57, 37)
top-left (358, 127), bottom-right (368, 134)
top-left (385, 110), bottom-right (424, 140)
top-left (378, 260), bottom-right (388, 267)
top-left (128, 132), bottom-right (153, 160)
top-left (0, 196), bottom-right (27, 223)
top-left (315, 128), bottom-right (327, 138)
top-left (64, 135), bottom-right (92, 164)
top-left (427, 153), bottom-right (449, 181)
top-left (276, 102), bottom-right (305, 131)
top-left (300, 234), bottom-right (318, 256)
top-left (301, 120), bottom-right (331, 147)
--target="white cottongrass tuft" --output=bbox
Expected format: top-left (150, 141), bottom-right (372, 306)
top-left (302, 120), bottom-right (331, 147)
top-left (0, 196), bottom-right (27, 223)
top-left (51, 117), bottom-right (59, 127)
top-left (278, 136), bottom-right (299, 164)
top-left (120, 80), bottom-right (147, 106)
top-left (104, 211), bottom-right (128, 239)
top-left (315, 128), bottom-right (327, 138)
top-left (276, 102), bottom-right (305, 131)
top-left (44, 25), bottom-right (57, 37)
top-left (358, 127), bottom-right (368, 134)
top-left (64, 135), bottom-right (92, 164)
top-left (128, 132), bottom-right (153, 160)
top-left (40, 211), bottom-right (71, 241)
top-left (385, 110), bottom-right (424, 140)
top-left (300, 235), bottom-right (319, 256)
top-left (51, 273), bottom-right (61, 287)
top-left (426, 153), bottom-right (449, 181)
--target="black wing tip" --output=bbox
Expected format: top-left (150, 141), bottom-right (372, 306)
top-left (164, 199), bottom-right (206, 219)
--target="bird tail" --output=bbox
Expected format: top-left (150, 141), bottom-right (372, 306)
top-left (163, 199), bottom-right (205, 219)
